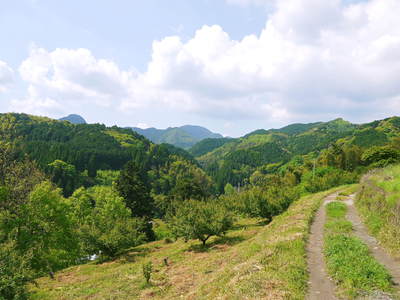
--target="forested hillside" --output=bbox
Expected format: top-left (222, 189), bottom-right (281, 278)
top-left (192, 117), bottom-right (400, 191)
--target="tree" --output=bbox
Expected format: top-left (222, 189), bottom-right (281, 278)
top-left (0, 241), bottom-right (34, 300)
top-left (47, 160), bottom-right (81, 197)
top-left (68, 186), bottom-right (145, 259)
top-left (18, 181), bottom-right (80, 276)
top-left (152, 159), bottom-right (215, 215)
top-left (361, 146), bottom-right (400, 168)
top-left (115, 161), bottom-right (154, 218)
top-left (167, 199), bottom-right (234, 246)
top-left (224, 183), bottom-right (235, 195)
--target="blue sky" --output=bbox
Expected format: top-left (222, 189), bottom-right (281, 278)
top-left (1, 0), bottom-right (399, 137)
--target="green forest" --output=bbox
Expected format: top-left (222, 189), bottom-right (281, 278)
top-left (2, 113), bottom-right (400, 299)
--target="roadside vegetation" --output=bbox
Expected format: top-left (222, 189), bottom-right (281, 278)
top-left (357, 164), bottom-right (400, 258)
top-left (324, 201), bottom-right (393, 299)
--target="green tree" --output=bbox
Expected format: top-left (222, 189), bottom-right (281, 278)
top-left (68, 186), bottom-right (145, 259)
top-left (224, 183), bottom-right (235, 195)
top-left (361, 146), bottom-right (400, 168)
top-left (115, 161), bottom-right (154, 218)
top-left (167, 199), bottom-right (234, 246)
top-left (47, 160), bottom-right (81, 197)
top-left (19, 181), bottom-right (80, 276)
top-left (0, 241), bottom-right (34, 300)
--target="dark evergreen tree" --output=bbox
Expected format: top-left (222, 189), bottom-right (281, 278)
top-left (115, 161), bottom-right (155, 240)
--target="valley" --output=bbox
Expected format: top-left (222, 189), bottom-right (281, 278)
top-left (1, 113), bottom-right (400, 299)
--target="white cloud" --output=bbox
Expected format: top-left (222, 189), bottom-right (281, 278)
top-left (0, 61), bottom-right (14, 92)
top-left (11, 0), bottom-right (400, 130)
top-left (136, 122), bottom-right (150, 129)
top-left (12, 46), bottom-right (137, 115)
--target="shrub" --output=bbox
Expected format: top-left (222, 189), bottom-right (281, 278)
top-left (142, 261), bottom-right (153, 284)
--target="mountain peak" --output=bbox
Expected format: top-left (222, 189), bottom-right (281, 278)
top-left (129, 124), bottom-right (222, 149)
top-left (59, 114), bottom-right (87, 124)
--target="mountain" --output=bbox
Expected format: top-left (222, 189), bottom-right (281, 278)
top-left (129, 125), bottom-right (223, 149)
top-left (59, 114), bottom-right (87, 124)
top-left (194, 117), bottom-right (400, 191)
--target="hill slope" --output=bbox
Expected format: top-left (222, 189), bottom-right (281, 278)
top-left (30, 188), bottom-right (341, 300)
top-left (130, 125), bottom-right (223, 149)
top-left (0, 113), bottom-right (197, 179)
top-left (195, 117), bottom-right (400, 190)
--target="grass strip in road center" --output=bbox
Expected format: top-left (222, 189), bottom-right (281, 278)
top-left (324, 201), bottom-right (393, 299)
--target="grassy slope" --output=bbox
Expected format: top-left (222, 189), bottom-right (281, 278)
top-left (324, 202), bottom-right (392, 299)
top-left (30, 188), bottom-right (342, 300)
top-left (357, 165), bottom-right (400, 258)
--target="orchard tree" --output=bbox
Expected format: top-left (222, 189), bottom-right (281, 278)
top-left (167, 199), bottom-right (234, 246)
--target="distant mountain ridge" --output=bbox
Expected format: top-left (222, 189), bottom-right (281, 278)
top-left (59, 114), bottom-right (87, 124)
top-left (129, 125), bottom-right (223, 149)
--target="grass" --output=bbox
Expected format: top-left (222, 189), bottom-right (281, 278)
top-left (30, 187), bottom-right (343, 300)
top-left (336, 184), bottom-right (358, 201)
top-left (356, 164), bottom-right (400, 258)
top-left (324, 201), bottom-right (393, 299)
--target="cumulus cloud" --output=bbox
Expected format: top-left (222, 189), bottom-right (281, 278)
top-left (0, 61), bottom-right (14, 92)
top-left (12, 46), bottom-right (136, 115)
top-left (11, 0), bottom-right (400, 129)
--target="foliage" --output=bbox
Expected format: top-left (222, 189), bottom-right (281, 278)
top-left (95, 170), bottom-right (120, 186)
top-left (151, 159), bottom-right (215, 216)
top-left (189, 138), bottom-right (232, 157)
top-left (68, 186), bottom-right (145, 259)
top-left (0, 242), bottom-right (35, 300)
top-left (115, 161), bottom-right (154, 218)
top-left (20, 182), bottom-right (80, 274)
top-left (361, 145), bottom-right (400, 168)
top-left (167, 199), bottom-right (235, 246)
top-left (221, 185), bottom-right (300, 221)
top-left (47, 160), bottom-right (85, 196)
top-left (300, 167), bottom-right (358, 194)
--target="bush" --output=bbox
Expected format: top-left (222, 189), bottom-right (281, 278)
top-left (167, 199), bottom-right (235, 246)
top-left (221, 185), bottom-right (300, 221)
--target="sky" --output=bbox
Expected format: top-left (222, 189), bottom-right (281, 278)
top-left (1, 0), bottom-right (400, 137)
